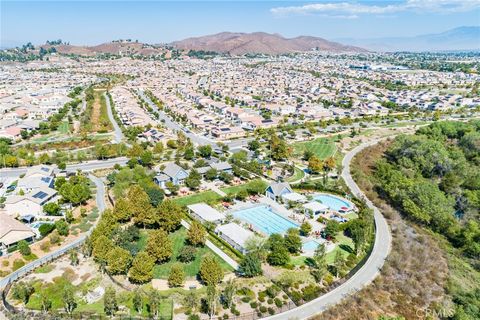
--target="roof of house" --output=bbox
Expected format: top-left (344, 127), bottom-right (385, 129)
top-left (0, 213), bottom-right (35, 246)
top-left (281, 192), bottom-right (307, 202)
top-left (210, 161), bottom-right (232, 171)
top-left (24, 165), bottom-right (54, 178)
top-left (162, 162), bottom-right (187, 179)
top-left (216, 223), bottom-right (254, 248)
top-left (17, 176), bottom-right (53, 190)
top-left (187, 203), bottom-right (225, 222)
top-left (266, 182), bottom-right (293, 196)
top-left (303, 201), bottom-right (329, 212)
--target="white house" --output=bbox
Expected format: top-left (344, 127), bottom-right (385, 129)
top-left (0, 213), bottom-right (36, 255)
top-left (215, 222), bottom-right (254, 254)
top-left (3, 187), bottom-right (57, 219)
top-left (187, 203), bottom-right (225, 225)
top-left (265, 182), bottom-right (293, 201)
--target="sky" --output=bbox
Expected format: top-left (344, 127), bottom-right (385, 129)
top-left (1, 0), bottom-right (480, 47)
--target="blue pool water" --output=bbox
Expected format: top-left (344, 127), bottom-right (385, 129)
top-left (232, 205), bottom-right (298, 235)
top-left (302, 240), bottom-right (321, 251)
top-left (314, 194), bottom-right (352, 212)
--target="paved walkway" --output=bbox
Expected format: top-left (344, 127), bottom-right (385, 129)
top-left (263, 138), bottom-right (392, 320)
top-left (180, 220), bottom-right (238, 270)
top-left (104, 92), bottom-right (124, 144)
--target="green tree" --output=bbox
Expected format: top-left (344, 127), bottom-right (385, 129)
top-left (284, 228), bottom-right (302, 254)
top-left (187, 221), bottom-right (206, 246)
top-left (199, 255), bottom-right (223, 286)
top-left (205, 168), bottom-right (218, 181)
top-left (300, 221), bottom-right (312, 236)
top-left (63, 285), bottom-right (77, 315)
top-left (156, 199), bottom-right (183, 232)
top-left (238, 253), bottom-right (263, 277)
top-left (267, 234), bottom-right (290, 266)
top-left (221, 279), bottom-right (237, 309)
top-left (311, 243), bottom-right (327, 284)
top-left (43, 202), bottom-right (61, 216)
top-left (146, 229), bottom-right (172, 263)
top-left (55, 219), bottom-right (69, 236)
top-left (168, 263), bottom-right (185, 287)
top-left (185, 169), bottom-right (202, 190)
top-left (17, 240), bottom-right (31, 256)
top-left (129, 252), bottom-right (155, 283)
top-left (308, 156), bottom-right (323, 174)
top-left (198, 145), bottom-right (213, 158)
top-left (147, 289), bottom-right (162, 318)
top-left (128, 185), bottom-right (156, 227)
top-left (104, 286), bottom-right (118, 316)
top-left (93, 235), bottom-right (114, 266)
top-left (205, 285), bottom-right (219, 319)
top-left (107, 246), bottom-right (132, 274)
top-left (132, 289), bottom-right (143, 314)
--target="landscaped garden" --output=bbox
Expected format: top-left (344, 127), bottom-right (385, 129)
top-left (292, 136), bottom-right (338, 160)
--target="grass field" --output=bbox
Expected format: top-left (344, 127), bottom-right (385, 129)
top-left (220, 179), bottom-right (267, 195)
top-left (137, 228), bottom-right (234, 279)
top-left (58, 121), bottom-right (70, 134)
top-left (172, 191), bottom-right (222, 207)
top-left (292, 137), bottom-right (337, 160)
top-left (82, 89), bottom-right (112, 133)
top-left (286, 166), bottom-right (305, 182)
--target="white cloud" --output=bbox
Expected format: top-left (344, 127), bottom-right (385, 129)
top-left (270, 0), bottom-right (480, 17)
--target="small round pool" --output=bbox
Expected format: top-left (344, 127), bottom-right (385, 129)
top-left (314, 194), bottom-right (352, 212)
top-left (302, 240), bottom-right (321, 251)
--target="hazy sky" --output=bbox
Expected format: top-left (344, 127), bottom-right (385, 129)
top-left (2, 0), bottom-right (480, 46)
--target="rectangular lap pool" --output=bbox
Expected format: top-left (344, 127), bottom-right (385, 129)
top-left (232, 205), bottom-right (298, 235)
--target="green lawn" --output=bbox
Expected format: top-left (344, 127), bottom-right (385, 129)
top-left (138, 228), bottom-right (234, 279)
top-left (220, 179), bottom-right (267, 195)
top-left (292, 137), bottom-right (337, 160)
top-left (58, 121), bottom-right (70, 134)
top-left (286, 166), bottom-right (305, 182)
top-left (172, 191), bottom-right (222, 207)
top-left (326, 233), bottom-right (354, 264)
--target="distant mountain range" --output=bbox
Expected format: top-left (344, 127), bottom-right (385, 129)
top-left (171, 32), bottom-right (366, 55)
top-left (39, 41), bottom-right (166, 56)
top-left (337, 26), bottom-right (480, 52)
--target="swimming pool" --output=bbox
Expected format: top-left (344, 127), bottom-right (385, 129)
top-left (302, 240), bottom-right (321, 251)
top-left (314, 194), bottom-right (352, 212)
top-left (232, 205), bottom-right (298, 235)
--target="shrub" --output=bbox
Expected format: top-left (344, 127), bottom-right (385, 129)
top-left (49, 231), bottom-right (61, 245)
top-left (259, 306), bottom-right (267, 313)
top-left (266, 285), bottom-right (280, 298)
top-left (241, 296), bottom-right (250, 303)
top-left (268, 307), bottom-right (275, 315)
top-left (282, 294), bottom-right (288, 300)
top-left (40, 241), bottom-right (51, 252)
top-left (258, 291), bottom-right (267, 300)
top-left (289, 290), bottom-right (302, 304)
top-left (250, 301), bottom-right (258, 309)
top-left (274, 298), bottom-right (282, 307)
top-left (222, 314), bottom-right (229, 320)
top-left (267, 298), bottom-right (273, 305)
top-left (178, 245), bottom-right (197, 263)
top-left (39, 223), bottom-right (55, 237)
top-left (302, 284), bottom-right (321, 302)
top-left (17, 240), bottom-right (31, 256)
top-left (13, 259), bottom-right (25, 271)
top-left (187, 315), bottom-right (200, 320)
top-left (2, 260), bottom-right (9, 267)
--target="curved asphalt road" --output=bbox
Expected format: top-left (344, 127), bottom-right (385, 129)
top-left (264, 139), bottom-right (392, 320)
